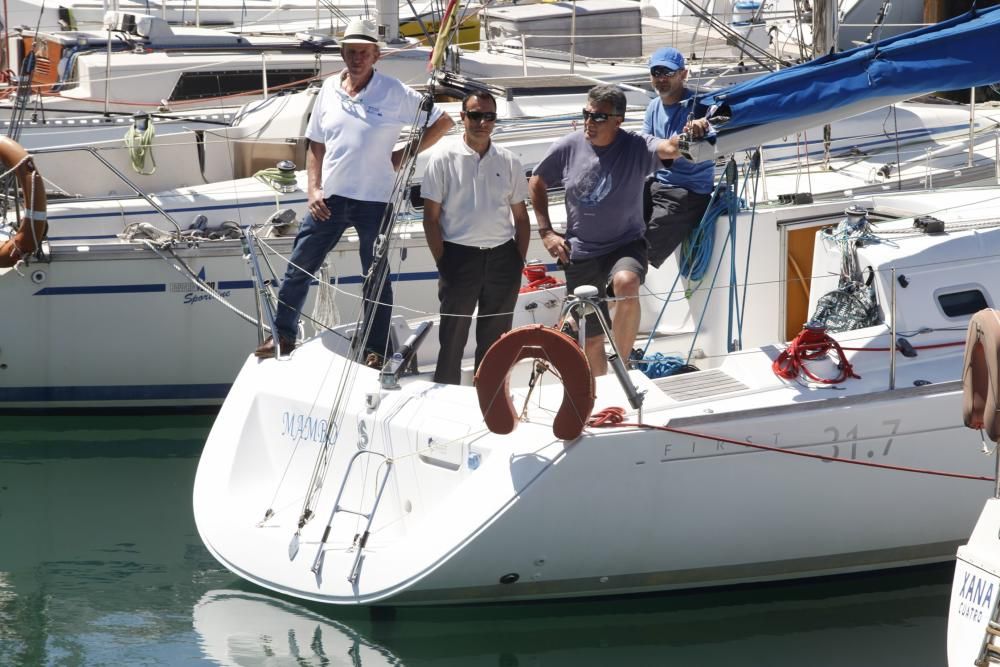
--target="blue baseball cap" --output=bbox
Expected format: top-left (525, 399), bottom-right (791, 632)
top-left (648, 47), bottom-right (685, 72)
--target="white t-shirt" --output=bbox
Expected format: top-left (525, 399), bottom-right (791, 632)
top-left (306, 69), bottom-right (443, 203)
top-left (421, 134), bottom-right (529, 248)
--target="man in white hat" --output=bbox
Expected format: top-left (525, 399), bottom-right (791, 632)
top-left (255, 18), bottom-right (454, 361)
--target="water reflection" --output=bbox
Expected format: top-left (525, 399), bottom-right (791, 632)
top-left (0, 416), bottom-right (224, 666)
top-left (194, 565), bottom-right (952, 667)
top-left (194, 590), bottom-right (403, 666)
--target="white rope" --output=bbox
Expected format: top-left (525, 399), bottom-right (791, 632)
top-left (0, 153), bottom-right (30, 181)
top-left (309, 259), bottom-right (342, 335)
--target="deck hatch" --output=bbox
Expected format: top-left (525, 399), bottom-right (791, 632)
top-left (654, 369), bottom-right (749, 401)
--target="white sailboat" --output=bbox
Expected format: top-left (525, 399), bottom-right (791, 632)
top-left (190, 184), bottom-right (1000, 605)
top-left (190, 5), bottom-right (1000, 605)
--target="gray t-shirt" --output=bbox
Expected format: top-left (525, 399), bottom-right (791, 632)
top-left (533, 129), bottom-right (662, 259)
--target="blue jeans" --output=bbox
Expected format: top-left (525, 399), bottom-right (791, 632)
top-left (274, 195), bottom-right (393, 356)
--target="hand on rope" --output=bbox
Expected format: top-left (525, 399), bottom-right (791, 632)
top-left (773, 323), bottom-right (861, 384)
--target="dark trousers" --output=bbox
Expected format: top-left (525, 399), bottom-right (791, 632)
top-left (434, 240), bottom-right (523, 385)
top-left (644, 180), bottom-right (711, 269)
top-left (274, 195), bottom-right (393, 357)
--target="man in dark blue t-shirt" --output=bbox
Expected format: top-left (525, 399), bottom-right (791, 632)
top-left (530, 84), bottom-right (682, 376)
top-left (643, 46), bottom-right (716, 268)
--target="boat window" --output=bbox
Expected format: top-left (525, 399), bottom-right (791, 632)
top-left (937, 289), bottom-right (989, 318)
top-left (168, 69), bottom-right (317, 102)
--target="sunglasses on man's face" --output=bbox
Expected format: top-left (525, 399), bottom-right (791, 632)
top-left (581, 109), bottom-right (622, 123)
top-left (650, 67), bottom-right (679, 79)
top-left (464, 111), bottom-right (498, 122)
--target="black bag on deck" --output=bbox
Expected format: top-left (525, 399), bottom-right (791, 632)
top-left (809, 268), bottom-right (881, 333)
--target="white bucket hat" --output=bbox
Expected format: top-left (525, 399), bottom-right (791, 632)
top-left (341, 18), bottom-right (380, 44)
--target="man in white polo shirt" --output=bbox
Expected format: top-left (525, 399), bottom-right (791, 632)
top-left (254, 18), bottom-right (454, 360)
top-left (422, 90), bottom-right (530, 384)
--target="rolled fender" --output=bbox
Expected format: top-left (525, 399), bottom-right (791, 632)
top-left (0, 137), bottom-right (47, 268)
top-left (962, 308), bottom-right (1000, 441)
top-left (474, 324), bottom-right (595, 441)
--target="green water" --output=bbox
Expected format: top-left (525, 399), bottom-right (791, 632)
top-left (0, 416), bottom-right (952, 666)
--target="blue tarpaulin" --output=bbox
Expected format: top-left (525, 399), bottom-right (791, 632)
top-left (693, 5), bottom-right (1000, 134)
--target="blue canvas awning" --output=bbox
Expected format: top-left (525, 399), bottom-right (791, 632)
top-left (687, 5), bottom-right (1000, 158)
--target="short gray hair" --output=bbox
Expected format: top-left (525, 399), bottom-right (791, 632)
top-left (587, 84), bottom-right (626, 116)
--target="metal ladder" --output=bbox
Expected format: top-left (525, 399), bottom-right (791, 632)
top-left (977, 596), bottom-right (1000, 665)
top-left (310, 450), bottom-right (394, 584)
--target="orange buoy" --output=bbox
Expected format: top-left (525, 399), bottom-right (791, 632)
top-left (0, 137), bottom-right (46, 268)
top-left (474, 324), bottom-right (595, 440)
top-left (963, 308), bottom-right (1000, 441)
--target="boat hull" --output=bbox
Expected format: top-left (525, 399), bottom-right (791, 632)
top-left (194, 335), bottom-right (992, 605)
top-left (948, 498), bottom-right (1000, 666)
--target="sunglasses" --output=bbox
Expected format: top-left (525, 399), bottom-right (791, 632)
top-left (581, 109), bottom-right (622, 123)
top-left (650, 67), bottom-right (680, 78)
top-left (463, 110), bottom-right (497, 122)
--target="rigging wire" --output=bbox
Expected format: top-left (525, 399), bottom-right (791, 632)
top-left (290, 85), bottom-right (438, 539)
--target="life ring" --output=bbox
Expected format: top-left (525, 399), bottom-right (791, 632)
top-left (963, 308), bottom-right (1000, 442)
top-left (0, 137), bottom-right (47, 269)
top-left (474, 324), bottom-right (595, 440)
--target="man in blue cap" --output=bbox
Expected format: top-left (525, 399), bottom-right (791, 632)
top-left (643, 46), bottom-right (715, 269)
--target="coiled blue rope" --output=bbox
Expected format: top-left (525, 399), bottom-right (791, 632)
top-left (678, 194), bottom-right (729, 282)
top-left (633, 351), bottom-right (687, 379)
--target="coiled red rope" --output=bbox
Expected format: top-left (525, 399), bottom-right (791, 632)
top-left (587, 407), bottom-right (626, 426)
top-left (772, 324), bottom-right (860, 384)
top-left (520, 264), bottom-right (563, 293)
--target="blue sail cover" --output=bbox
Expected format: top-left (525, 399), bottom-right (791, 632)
top-left (693, 5), bottom-right (1000, 134)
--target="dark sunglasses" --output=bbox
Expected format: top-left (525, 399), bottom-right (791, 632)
top-left (650, 67), bottom-right (679, 78)
top-left (581, 109), bottom-right (622, 123)
top-left (464, 110), bottom-right (498, 122)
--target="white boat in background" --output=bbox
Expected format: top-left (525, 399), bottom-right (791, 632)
top-left (5, 5), bottom-right (1000, 410)
top-left (949, 498), bottom-right (1000, 666)
top-left (3, 0), bottom-right (369, 33)
top-left (0, 200), bottom-right (570, 414)
top-left (5, 12), bottom-right (344, 115)
top-left (19, 66), bottom-right (1000, 225)
top-left (1, 0), bottom-right (803, 127)
top-left (15, 73), bottom-right (661, 200)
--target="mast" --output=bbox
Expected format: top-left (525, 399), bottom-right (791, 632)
top-left (376, 0), bottom-right (400, 44)
top-left (812, 0), bottom-right (839, 57)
